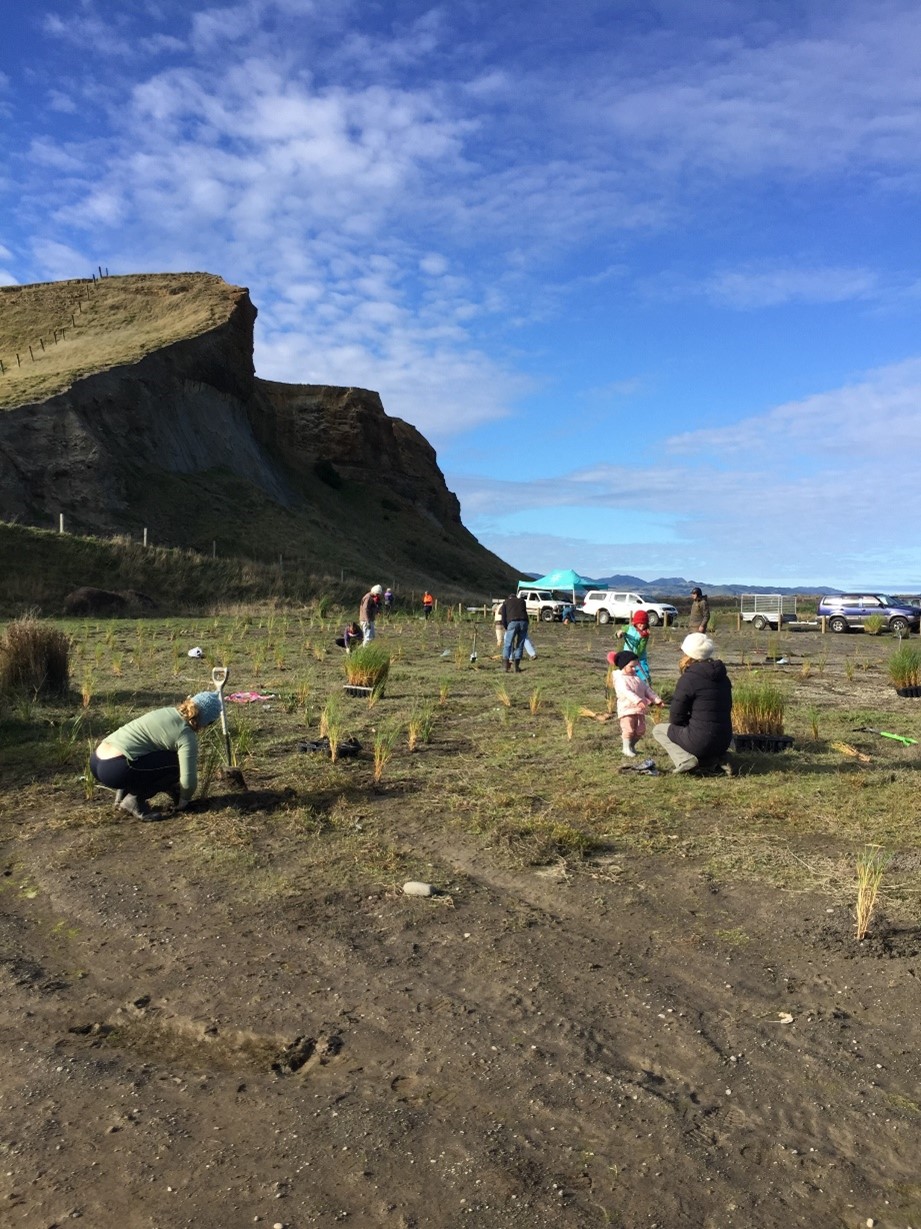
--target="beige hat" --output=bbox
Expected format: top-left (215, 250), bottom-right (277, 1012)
top-left (681, 633), bottom-right (716, 660)
top-left (371, 584), bottom-right (383, 595)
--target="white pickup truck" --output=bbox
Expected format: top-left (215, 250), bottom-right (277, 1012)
top-left (577, 590), bottom-right (678, 627)
top-left (516, 588), bottom-right (566, 622)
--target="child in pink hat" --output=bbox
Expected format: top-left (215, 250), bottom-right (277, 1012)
top-left (608, 649), bottom-right (663, 757)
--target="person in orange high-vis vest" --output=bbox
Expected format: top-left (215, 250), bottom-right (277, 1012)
top-left (422, 591), bottom-right (434, 618)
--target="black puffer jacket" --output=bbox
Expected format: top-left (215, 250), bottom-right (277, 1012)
top-left (668, 659), bottom-right (733, 760)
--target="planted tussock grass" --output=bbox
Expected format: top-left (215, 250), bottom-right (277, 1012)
top-left (373, 723), bottom-right (401, 782)
top-left (888, 643), bottom-right (921, 690)
top-left (855, 843), bottom-right (892, 940)
top-left (343, 643), bottom-right (391, 693)
top-left (731, 672), bottom-right (787, 735)
top-left (0, 614), bottom-right (71, 696)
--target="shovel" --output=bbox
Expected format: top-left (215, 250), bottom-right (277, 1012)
top-left (211, 665), bottom-right (247, 789)
top-left (470, 624), bottom-right (479, 664)
top-left (852, 726), bottom-right (917, 745)
top-left (211, 665), bottom-right (233, 765)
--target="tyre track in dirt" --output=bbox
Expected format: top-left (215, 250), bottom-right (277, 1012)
top-left (2, 793), bottom-right (921, 1227)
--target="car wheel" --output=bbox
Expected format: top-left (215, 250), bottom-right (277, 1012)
top-left (752, 615), bottom-right (768, 631)
top-left (829, 616), bottom-right (848, 634)
top-left (597, 610), bottom-right (611, 625)
top-left (540, 607), bottom-right (555, 622)
top-left (646, 611), bottom-right (661, 627)
top-left (890, 617), bottom-right (909, 634)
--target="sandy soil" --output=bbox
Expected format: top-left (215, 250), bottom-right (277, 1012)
top-left (2, 812), bottom-right (919, 1229)
top-left (2, 627), bottom-right (920, 1229)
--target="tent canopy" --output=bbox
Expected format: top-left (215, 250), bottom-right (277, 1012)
top-left (519, 568), bottom-right (596, 594)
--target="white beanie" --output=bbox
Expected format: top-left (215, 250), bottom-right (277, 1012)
top-left (371, 584), bottom-right (383, 595)
top-left (681, 633), bottom-right (716, 660)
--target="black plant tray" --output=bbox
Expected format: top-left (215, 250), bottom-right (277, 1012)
top-left (343, 684), bottom-right (374, 697)
top-left (895, 685), bottom-right (921, 698)
top-left (732, 733), bottom-right (794, 753)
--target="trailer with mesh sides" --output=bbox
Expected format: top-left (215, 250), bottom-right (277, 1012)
top-left (739, 594), bottom-right (798, 630)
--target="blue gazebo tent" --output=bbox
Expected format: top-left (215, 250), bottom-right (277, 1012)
top-left (519, 568), bottom-right (596, 604)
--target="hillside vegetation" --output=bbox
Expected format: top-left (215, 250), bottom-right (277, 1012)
top-left (0, 273), bottom-right (240, 408)
top-left (0, 522), bottom-right (498, 616)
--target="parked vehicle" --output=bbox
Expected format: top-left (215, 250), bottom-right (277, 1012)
top-left (577, 590), bottom-right (678, 627)
top-left (516, 589), bottom-right (566, 622)
top-left (816, 594), bottom-right (921, 634)
top-left (739, 594), bottom-right (798, 631)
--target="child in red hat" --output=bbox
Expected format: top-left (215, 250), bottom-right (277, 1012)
top-left (616, 610), bottom-right (652, 684)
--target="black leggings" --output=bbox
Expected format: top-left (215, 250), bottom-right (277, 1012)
top-left (90, 750), bottom-right (180, 802)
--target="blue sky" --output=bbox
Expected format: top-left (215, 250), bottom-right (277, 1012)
top-left (2, 1), bottom-right (921, 589)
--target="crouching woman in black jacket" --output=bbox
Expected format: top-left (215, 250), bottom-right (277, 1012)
top-left (653, 634), bottom-right (733, 774)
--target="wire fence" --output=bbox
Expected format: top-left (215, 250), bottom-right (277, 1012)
top-left (0, 268), bottom-right (109, 377)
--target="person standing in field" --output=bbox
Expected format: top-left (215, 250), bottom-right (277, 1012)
top-left (422, 590), bottom-right (434, 618)
top-left (608, 650), bottom-right (662, 757)
top-left (499, 591), bottom-right (529, 672)
top-left (616, 610), bottom-right (652, 684)
top-left (493, 600), bottom-right (505, 648)
top-left (383, 588), bottom-right (394, 614)
top-left (688, 587), bottom-right (710, 633)
top-left (359, 584), bottom-right (383, 643)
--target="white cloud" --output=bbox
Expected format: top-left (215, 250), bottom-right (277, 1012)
top-left (27, 139), bottom-right (86, 172)
top-left (666, 358), bottom-right (921, 460)
top-left (591, 7), bottom-right (921, 180)
top-left (47, 90), bottom-right (77, 114)
top-left (42, 11), bottom-right (134, 56)
top-left (31, 239), bottom-right (92, 281)
top-left (704, 264), bottom-right (880, 308)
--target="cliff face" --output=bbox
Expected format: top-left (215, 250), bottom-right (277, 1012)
top-left (0, 292), bottom-right (286, 529)
top-left (252, 380), bottom-right (462, 528)
top-left (0, 273), bottom-right (513, 592)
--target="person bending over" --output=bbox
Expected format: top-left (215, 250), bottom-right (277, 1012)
top-left (90, 691), bottom-right (223, 821)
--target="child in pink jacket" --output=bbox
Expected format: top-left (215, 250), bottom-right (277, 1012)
top-left (608, 649), bottom-right (663, 757)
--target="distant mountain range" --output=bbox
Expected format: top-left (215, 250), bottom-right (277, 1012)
top-left (524, 573), bottom-right (843, 596)
top-left (595, 576), bottom-right (847, 596)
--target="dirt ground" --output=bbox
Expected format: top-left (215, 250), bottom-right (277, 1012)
top-left (2, 624), bottom-right (921, 1228)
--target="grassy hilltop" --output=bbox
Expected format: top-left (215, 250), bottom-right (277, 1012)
top-left (0, 272), bottom-right (240, 408)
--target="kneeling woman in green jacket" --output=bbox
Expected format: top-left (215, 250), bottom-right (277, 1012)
top-left (90, 691), bottom-right (223, 821)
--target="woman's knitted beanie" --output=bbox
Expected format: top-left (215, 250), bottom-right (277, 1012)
top-left (191, 691), bottom-right (223, 727)
top-left (680, 633), bottom-right (716, 661)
